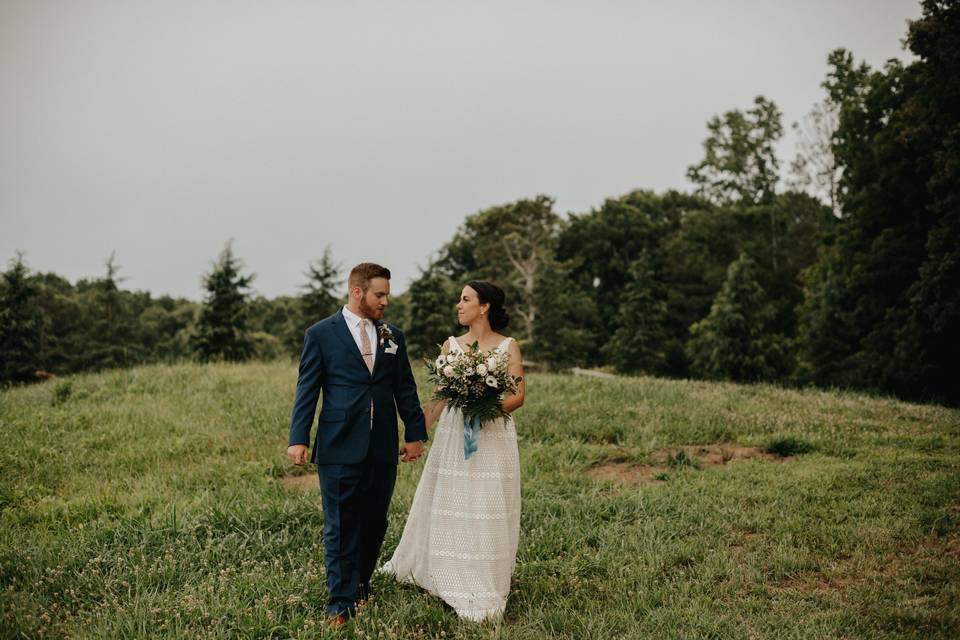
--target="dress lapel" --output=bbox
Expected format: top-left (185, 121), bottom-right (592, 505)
top-left (332, 308), bottom-right (370, 374)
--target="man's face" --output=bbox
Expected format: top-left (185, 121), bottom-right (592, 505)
top-left (357, 277), bottom-right (390, 321)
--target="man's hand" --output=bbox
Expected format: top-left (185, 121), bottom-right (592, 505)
top-left (400, 440), bottom-right (424, 462)
top-left (287, 444), bottom-right (310, 466)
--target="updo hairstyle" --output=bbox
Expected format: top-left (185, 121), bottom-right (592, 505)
top-left (465, 280), bottom-right (509, 331)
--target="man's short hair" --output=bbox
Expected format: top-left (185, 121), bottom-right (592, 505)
top-left (348, 262), bottom-right (391, 292)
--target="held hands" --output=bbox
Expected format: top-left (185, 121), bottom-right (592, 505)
top-left (287, 444), bottom-right (310, 466)
top-left (400, 440), bottom-right (424, 462)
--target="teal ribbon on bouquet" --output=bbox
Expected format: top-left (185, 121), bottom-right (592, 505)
top-left (463, 414), bottom-right (481, 460)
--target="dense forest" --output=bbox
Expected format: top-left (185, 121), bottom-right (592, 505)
top-left (2, 0), bottom-right (957, 405)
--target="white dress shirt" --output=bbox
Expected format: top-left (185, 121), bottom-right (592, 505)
top-left (341, 305), bottom-right (377, 367)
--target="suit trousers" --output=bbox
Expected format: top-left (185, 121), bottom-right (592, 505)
top-left (317, 452), bottom-right (397, 617)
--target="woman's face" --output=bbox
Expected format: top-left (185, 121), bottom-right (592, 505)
top-left (456, 285), bottom-right (488, 326)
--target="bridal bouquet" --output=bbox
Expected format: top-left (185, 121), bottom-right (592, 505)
top-left (426, 342), bottom-right (522, 459)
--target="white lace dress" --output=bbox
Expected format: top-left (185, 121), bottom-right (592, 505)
top-left (380, 336), bottom-right (521, 621)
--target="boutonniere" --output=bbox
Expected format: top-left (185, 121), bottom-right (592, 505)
top-left (377, 323), bottom-right (395, 348)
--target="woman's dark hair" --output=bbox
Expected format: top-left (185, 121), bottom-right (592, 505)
top-left (465, 280), bottom-right (509, 331)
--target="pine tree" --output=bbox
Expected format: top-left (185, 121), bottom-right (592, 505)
top-left (84, 253), bottom-right (143, 370)
top-left (301, 246), bottom-right (342, 324)
top-left (687, 253), bottom-right (787, 382)
top-left (605, 253), bottom-right (669, 374)
top-left (0, 254), bottom-right (42, 383)
top-left (191, 242), bottom-right (255, 362)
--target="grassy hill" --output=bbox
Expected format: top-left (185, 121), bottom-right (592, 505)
top-left (1, 362), bottom-right (958, 639)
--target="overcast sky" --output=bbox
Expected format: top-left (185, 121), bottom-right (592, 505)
top-left (1, 0), bottom-right (920, 300)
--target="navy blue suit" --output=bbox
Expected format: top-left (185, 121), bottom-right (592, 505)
top-left (289, 308), bottom-right (427, 617)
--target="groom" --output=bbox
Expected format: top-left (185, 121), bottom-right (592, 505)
top-left (287, 262), bottom-right (427, 621)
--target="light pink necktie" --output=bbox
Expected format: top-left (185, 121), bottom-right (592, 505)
top-left (359, 319), bottom-right (374, 373)
top-left (359, 319), bottom-right (375, 430)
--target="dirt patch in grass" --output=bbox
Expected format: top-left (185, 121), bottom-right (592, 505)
top-left (589, 462), bottom-right (668, 485)
top-left (655, 444), bottom-right (777, 466)
top-left (589, 444), bottom-right (779, 485)
top-left (279, 474), bottom-right (318, 493)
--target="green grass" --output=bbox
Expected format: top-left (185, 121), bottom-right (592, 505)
top-left (1, 362), bottom-right (958, 639)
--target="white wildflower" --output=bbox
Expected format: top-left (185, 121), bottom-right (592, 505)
top-left (486, 356), bottom-right (497, 370)
top-left (476, 363), bottom-right (488, 376)
top-left (446, 354), bottom-right (457, 364)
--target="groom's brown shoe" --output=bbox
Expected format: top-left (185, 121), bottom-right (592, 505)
top-left (356, 583), bottom-right (372, 611)
top-left (327, 614), bottom-right (347, 628)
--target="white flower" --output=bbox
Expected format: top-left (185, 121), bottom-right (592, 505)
top-left (446, 354), bottom-right (457, 364)
top-left (485, 375), bottom-right (499, 388)
top-left (443, 365), bottom-right (455, 377)
top-left (435, 356), bottom-right (445, 368)
top-left (476, 363), bottom-right (488, 376)
top-left (464, 366), bottom-right (474, 375)
top-left (486, 356), bottom-right (497, 370)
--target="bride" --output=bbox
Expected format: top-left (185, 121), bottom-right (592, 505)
top-left (380, 280), bottom-right (525, 621)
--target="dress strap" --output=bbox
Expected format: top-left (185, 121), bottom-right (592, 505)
top-left (496, 336), bottom-right (513, 352)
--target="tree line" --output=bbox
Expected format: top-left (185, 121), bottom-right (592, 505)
top-left (2, 1), bottom-right (956, 405)
top-left (403, 1), bottom-right (958, 406)
top-left (0, 245), bottom-right (343, 381)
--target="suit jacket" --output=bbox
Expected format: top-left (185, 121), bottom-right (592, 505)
top-left (288, 308), bottom-right (427, 465)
